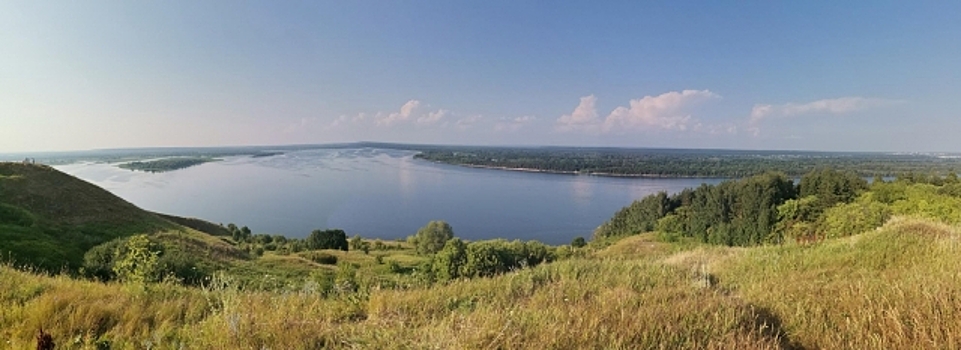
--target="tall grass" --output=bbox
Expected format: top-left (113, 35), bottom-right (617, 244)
top-left (2, 217), bottom-right (960, 348)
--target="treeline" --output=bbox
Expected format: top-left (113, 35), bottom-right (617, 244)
top-left (415, 148), bottom-right (961, 178)
top-left (596, 168), bottom-right (961, 246)
top-left (594, 169), bottom-right (869, 245)
top-left (119, 157), bottom-right (218, 173)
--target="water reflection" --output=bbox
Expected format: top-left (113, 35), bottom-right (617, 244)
top-left (569, 176), bottom-right (594, 206)
top-left (397, 156), bottom-right (415, 201)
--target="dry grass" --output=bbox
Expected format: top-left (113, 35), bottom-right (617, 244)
top-left (2, 217), bottom-right (961, 349)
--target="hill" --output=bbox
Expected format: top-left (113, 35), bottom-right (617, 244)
top-left (0, 162), bottom-right (244, 272)
top-left (1, 217), bottom-right (959, 348)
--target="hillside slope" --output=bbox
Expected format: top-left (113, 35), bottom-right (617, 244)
top-left (0, 162), bottom-right (243, 271)
top-left (2, 218), bottom-right (959, 348)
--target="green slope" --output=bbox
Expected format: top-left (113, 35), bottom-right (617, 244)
top-left (0, 162), bottom-right (244, 271)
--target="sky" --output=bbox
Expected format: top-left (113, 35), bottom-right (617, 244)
top-left (1, 1), bottom-right (960, 153)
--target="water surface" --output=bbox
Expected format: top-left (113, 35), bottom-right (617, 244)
top-left (56, 148), bottom-right (721, 245)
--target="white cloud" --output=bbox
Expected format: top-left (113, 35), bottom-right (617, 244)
top-left (376, 100), bottom-right (422, 126)
top-left (494, 115), bottom-right (537, 132)
top-left (750, 97), bottom-right (897, 123)
top-left (555, 95), bottom-right (601, 133)
top-left (603, 90), bottom-right (718, 132)
top-left (555, 90), bottom-right (719, 133)
top-left (417, 109), bottom-right (449, 125)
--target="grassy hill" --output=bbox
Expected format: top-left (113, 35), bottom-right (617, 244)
top-left (0, 163), bottom-right (177, 270)
top-left (2, 217), bottom-right (960, 348)
top-left (0, 162), bottom-right (246, 273)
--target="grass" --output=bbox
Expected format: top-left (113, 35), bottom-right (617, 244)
top-left (0, 163), bottom-right (176, 270)
top-left (5, 216), bottom-right (960, 348)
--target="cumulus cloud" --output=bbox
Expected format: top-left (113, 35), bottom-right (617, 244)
top-left (555, 95), bottom-right (601, 133)
top-left (417, 109), bottom-right (449, 125)
top-left (494, 115), bottom-right (537, 132)
top-left (750, 97), bottom-right (897, 123)
top-left (376, 100), bottom-right (422, 126)
top-left (555, 90), bottom-right (719, 133)
top-left (603, 90), bottom-right (718, 132)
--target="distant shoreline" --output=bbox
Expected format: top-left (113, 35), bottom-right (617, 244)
top-left (420, 160), bottom-right (725, 179)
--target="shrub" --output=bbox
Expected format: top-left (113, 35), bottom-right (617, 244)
top-left (819, 201), bottom-right (892, 238)
top-left (413, 221), bottom-right (454, 255)
top-left (308, 253), bottom-right (338, 265)
top-left (307, 229), bottom-right (348, 251)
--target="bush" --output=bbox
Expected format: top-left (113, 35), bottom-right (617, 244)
top-left (308, 252), bottom-right (339, 265)
top-left (307, 229), bottom-right (348, 251)
top-left (432, 238), bottom-right (467, 281)
top-left (819, 201), bottom-right (891, 238)
top-left (570, 236), bottom-right (587, 248)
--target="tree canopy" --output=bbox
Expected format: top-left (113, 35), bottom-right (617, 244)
top-left (307, 229), bottom-right (348, 251)
top-left (412, 221), bottom-right (455, 255)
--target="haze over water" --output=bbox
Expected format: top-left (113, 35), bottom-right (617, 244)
top-left (56, 148), bottom-right (721, 245)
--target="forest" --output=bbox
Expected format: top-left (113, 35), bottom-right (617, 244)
top-left (414, 147), bottom-right (961, 177)
top-left (594, 167), bottom-right (961, 247)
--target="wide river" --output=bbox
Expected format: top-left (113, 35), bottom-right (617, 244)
top-left (55, 148), bottom-right (722, 245)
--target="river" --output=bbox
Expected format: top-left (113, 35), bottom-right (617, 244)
top-left (55, 148), bottom-right (722, 245)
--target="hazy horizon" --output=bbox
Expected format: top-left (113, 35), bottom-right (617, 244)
top-left (3, 2), bottom-right (959, 153)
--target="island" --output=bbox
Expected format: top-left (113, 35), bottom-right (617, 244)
top-left (118, 157), bottom-right (220, 173)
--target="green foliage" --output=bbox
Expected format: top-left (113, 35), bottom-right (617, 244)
top-left (655, 211), bottom-right (686, 242)
top-left (307, 229), bottom-right (348, 251)
top-left (112, 235), bottom-right (161, 284)
top-left (600, 172), bottom-right (797, 247)
top-left (82, 238), bottom-right (125, 281)
top-left (818, 200), bottom-right (891, 238)
top-left (570, 236), bottom-right (587, 248)
top-left (798, 168), bottom-right (868, 215)
top-left (594, 192), bottom-right (675, 238)
top-left (460, 239), bottom-right (554, 278)
top-left (774, 195), bottom-right (820, 243)
top-left (0, 163), bottom-right (175, 271)
top-left (307, 252), bottom-right (339, 265)
top-left (432, 238), bottom-right (467, 281)
top-left (886, 184), bottom-right (961, 224)
top-left (413, 221), bottom-right (454, 255)
top-left (334, 262), bottom-right (359, 293)
top-left (678, 172), bottom-right (796, 246)
top-left (414, 147), bottom-right (961, 177)
top-left (349, 235), bottom-right (371, 254)
top-left (463, 240), bottom-right (510, 278)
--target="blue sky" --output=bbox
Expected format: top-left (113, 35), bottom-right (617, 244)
top-left (2, 1), bottom-right (959, 152)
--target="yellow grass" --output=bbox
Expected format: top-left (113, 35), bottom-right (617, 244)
top-left (3, 217), bottom-right (961, 349)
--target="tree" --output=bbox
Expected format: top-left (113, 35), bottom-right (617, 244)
top-left (413, 221), bottom-right (455, 255)
top-left (799, 168), bottom-right (868, 214)
top-left (570, 236), bottom-right (587, 248)
top-left (432, 238), bottom-right (467, 281)
top-left (307, 229), bottom-right (349, 251)
top-left (241, 226), bottom-right (252, 242)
